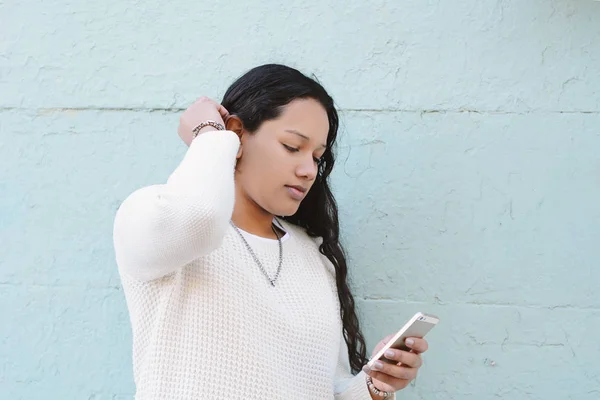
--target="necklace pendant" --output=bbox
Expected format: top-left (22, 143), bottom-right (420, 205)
top-left (230, 220), bottom-right (284, 288)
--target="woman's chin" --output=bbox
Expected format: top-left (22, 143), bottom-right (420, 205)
top-left (268, 202), bottom-right (302, 218)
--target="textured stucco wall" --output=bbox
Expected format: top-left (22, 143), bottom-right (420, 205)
top-left (1, 1), bottom-right (599, 399)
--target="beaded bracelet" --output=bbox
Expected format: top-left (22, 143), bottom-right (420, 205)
top-left (366, 375), bottom-right (392, 398)
top-left (192, 120), bottom-right (225, 138)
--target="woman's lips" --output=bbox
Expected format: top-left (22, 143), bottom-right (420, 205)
top-left (285, 185), bottom-right (306, 201)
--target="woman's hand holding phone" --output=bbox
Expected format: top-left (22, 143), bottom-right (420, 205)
top-left (363, 334), bottom-right (429, 395)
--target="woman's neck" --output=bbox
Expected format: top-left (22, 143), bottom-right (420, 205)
top-left (231, 187), bottom-right (279, 240)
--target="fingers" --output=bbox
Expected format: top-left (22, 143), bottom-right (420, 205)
top-left (405, 337), bottom-right (428, 354)
top-left (216, 103), bottom-right (230, 121)
top-left (194, 96), bottom-right (213, 105)
top-left (190, 96), bottom-right (230, 125)
top-left (362, 335), bottom-right (429, 393)
top-left (382, 349), bottom-right (422, 368)
top-left (363, 362), bottom-right (418, 382)
top-left (194, 96), bottom-right (229, 117)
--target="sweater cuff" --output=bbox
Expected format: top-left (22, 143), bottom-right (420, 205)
top-left (335, 371), bottom-right (371, 400)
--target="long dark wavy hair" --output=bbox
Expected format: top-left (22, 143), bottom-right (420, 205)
top-left (221, 64), bottom-right (367, 373)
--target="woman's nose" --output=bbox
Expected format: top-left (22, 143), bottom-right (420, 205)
top-left (296, 157), bottom-right (318, 181)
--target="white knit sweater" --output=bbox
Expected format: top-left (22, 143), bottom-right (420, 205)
top-left (113, 131), bottom-right (379, 399)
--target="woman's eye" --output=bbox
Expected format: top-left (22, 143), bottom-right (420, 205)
top-left (283, 144), bottom-right (322, 164)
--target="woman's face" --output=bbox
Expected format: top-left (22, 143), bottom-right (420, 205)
top-left (235, 98), bottom-right (330, 217)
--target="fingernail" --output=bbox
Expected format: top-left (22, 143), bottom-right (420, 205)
top-left (362, 365), bottom-right (371, 373)
top-left (371, 361), bottom-right (383, 371)
top-left (406, 338), bottom-right (415, 346)
top-left (384, 350), bottom-right (395, 358)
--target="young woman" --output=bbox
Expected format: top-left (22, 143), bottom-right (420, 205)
top-left (113, 64), bottom-right (429, 399)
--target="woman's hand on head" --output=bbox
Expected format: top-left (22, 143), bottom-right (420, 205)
top-left (178, 97), bottom-right (230, 146)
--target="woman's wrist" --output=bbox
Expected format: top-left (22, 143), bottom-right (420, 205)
top-left (192, 120), bottom-right (226, 139)
top-left (366, 375), bottom-right (392, 398)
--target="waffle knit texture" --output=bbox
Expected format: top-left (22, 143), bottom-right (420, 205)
top-left (113, 131), bottom-right (384, 399)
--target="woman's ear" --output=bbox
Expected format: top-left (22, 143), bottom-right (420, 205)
top-left (225, 115), bottom-right (244, 159)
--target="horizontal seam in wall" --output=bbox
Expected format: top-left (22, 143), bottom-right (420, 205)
top-left (0, 282), bottom-right (121, 291)
top-left (360, 297), bottom-right (600, 311)
top-left (0, 107), bottom-right (599, 114)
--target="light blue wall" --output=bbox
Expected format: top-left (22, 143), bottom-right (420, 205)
top-left (1, 1), bottom-right (599, 399)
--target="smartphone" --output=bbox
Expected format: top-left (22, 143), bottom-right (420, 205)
top-left (367, 312), bottom-right (439, 367)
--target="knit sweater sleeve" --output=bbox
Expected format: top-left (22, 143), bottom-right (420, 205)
top-left (113, 130), bottom-right (240, 281)
top-left (333, 334), bottom-right (372, 400)
top-left (333, 336), bottom-right (397, 400)
top-left (318, 238), bottom-right (396, 400)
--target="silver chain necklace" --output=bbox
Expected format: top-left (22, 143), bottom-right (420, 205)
top-left (230, 220), bottom-right (283, 287)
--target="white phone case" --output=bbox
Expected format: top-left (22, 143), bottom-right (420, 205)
top-left (367, 312), bottom-right (439, 367)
